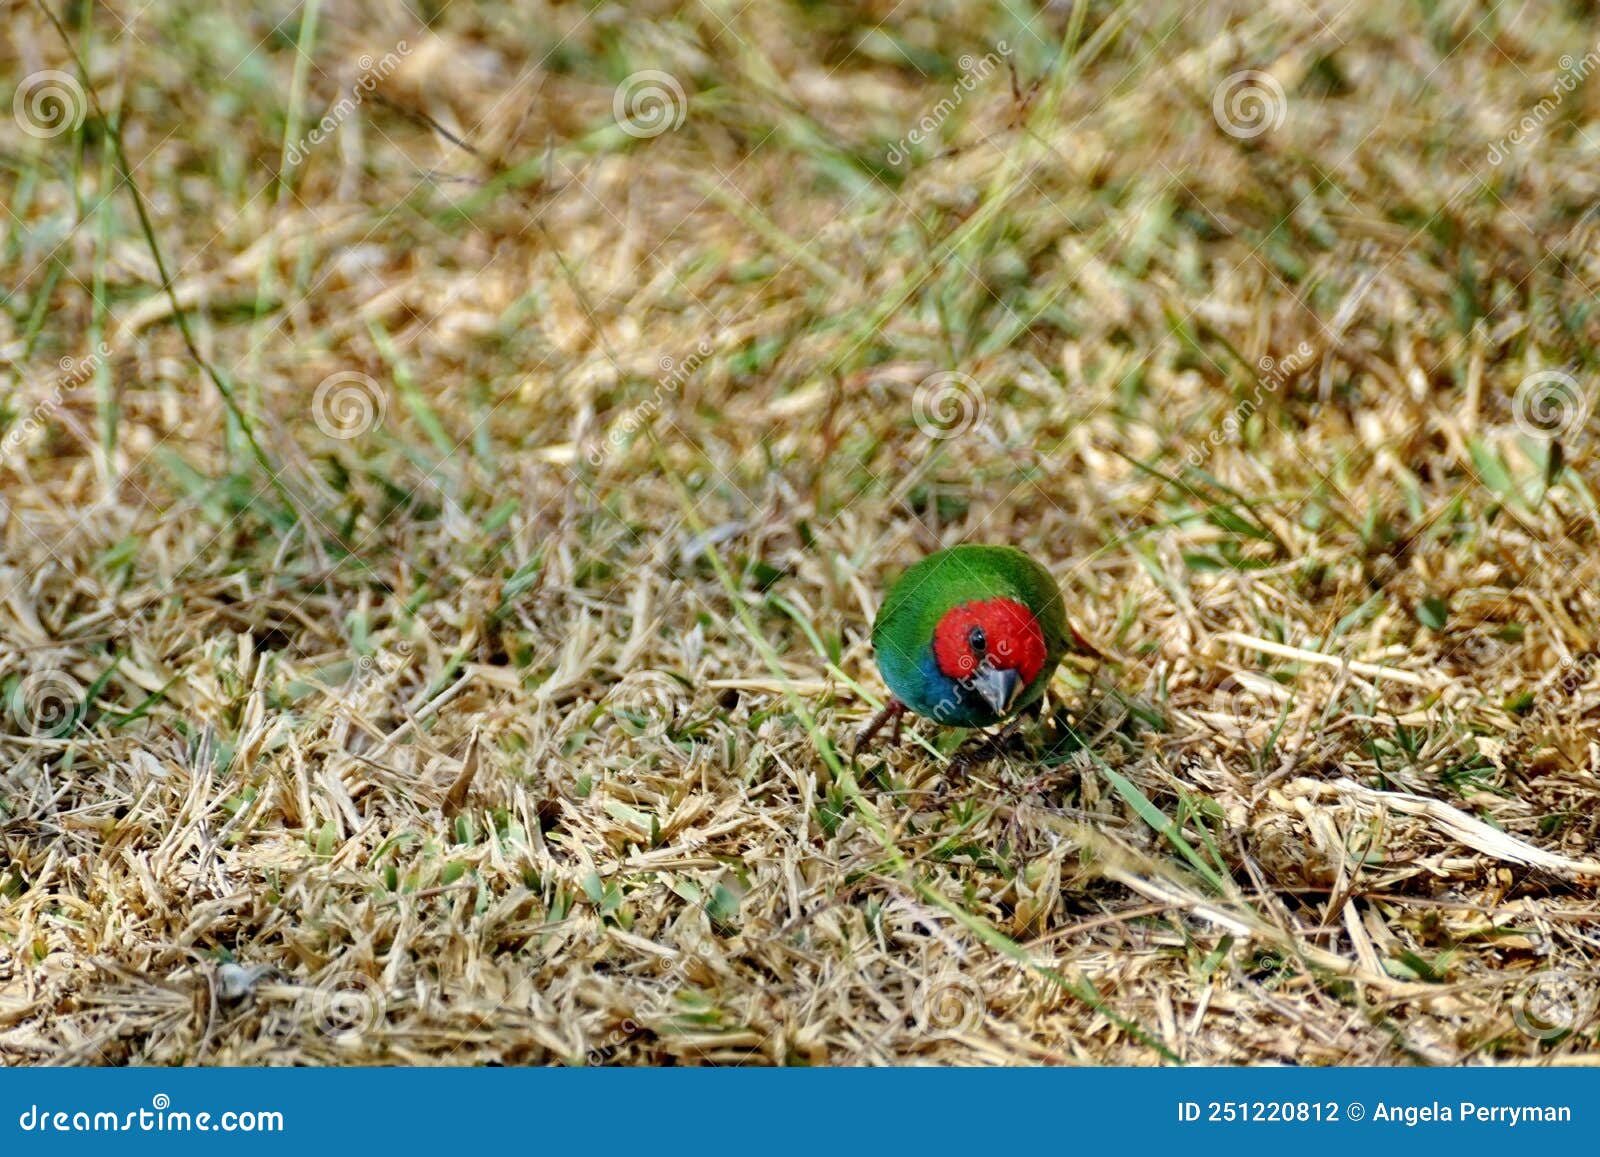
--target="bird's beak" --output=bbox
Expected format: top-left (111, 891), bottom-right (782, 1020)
top-left (972, 665), bottom-right (1022, 716)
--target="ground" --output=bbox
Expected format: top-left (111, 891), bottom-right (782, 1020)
top-left (4, 0), bottom-right (1600, 1066)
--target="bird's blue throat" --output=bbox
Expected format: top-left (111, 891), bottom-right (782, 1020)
top-left (879, 646), bottom-right (1010, 728)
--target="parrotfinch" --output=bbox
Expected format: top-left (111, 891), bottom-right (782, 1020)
top-left (857, 544), bottom-right (1071, 752)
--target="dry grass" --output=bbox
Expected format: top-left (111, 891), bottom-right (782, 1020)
top-left (6, 0), bottom-right (1600, 1065)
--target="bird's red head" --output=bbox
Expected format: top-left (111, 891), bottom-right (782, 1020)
top-left (932, 598), bottom-right (1047, 691)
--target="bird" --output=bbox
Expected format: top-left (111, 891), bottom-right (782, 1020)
top-left (856, 543), bottom-right (1076, 758)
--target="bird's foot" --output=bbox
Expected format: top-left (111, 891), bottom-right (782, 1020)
top-left (946, 715), bottom-right (1030, 776)
top-left (852, 698), bottom-right (907, 761)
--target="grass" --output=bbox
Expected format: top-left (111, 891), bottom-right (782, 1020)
top-left (5, 0), bottom-right (1600, 1065)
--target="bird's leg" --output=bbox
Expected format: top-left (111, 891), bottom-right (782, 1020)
top-left (948, 734), bottom-right (996, 776)
top-left (853, 698), bottom-right (907, 760)
top-left (992, 713), bottom-right (1028, 749)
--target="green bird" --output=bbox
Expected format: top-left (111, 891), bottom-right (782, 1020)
top-left (857, 544), bottom-right (1078, 754)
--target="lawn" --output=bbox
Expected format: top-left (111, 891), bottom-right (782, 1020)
top-left (4, 0), bottom-right (1600, 1064)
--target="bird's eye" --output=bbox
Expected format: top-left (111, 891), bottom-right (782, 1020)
top-left (967, 626), bottom-right (986, 655)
